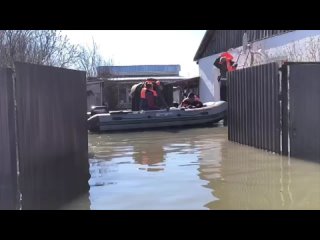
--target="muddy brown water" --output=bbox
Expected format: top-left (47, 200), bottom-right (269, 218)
top-left (65, 125), bottom-right (320, 209)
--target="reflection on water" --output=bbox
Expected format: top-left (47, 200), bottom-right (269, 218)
top-left (201, 140), bottom-right (320, 210)
top-left (87, 126), bottom-right (320, 210)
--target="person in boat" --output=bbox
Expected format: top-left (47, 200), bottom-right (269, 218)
top-left (179, 92), bottom-right (203, 109)
top-left (131, 78), bottom-right (168, 111)
top-left (213, 51), bottom-right (237, 101)
top-left (139, 81), bottom-right (160, 110)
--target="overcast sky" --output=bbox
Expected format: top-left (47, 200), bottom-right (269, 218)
top-left (62, 30), bottom-right (206, 77)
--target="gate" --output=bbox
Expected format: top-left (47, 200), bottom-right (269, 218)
top-left (286, 63), bottom-right (320, 161)
top-left (228, 63), bottom-right (281, 154)
top-left (228, 61), bottom-right (320, 162)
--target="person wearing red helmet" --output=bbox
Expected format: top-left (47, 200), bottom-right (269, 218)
top-left (213, 51), bottom-right (238, 101)
top-left (130, 78), bottom-right (168, 111)
top-left (214, 51), bottom-right (238, 79)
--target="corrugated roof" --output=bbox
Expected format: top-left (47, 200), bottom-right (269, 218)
top-left (101, 76), bottom-right (189, 85)
top-left (106, 76), bottom-right (187, 81)
top-left (97, 65), bottom-right (181, 77)
top-left (194, 30), bottom-right (294, 61)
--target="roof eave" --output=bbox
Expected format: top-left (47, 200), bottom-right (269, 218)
top-left (193, 30), bottom-right (214, 61)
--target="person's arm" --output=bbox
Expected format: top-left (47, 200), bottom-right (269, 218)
top-left (213, 57), bottom-right (222, 69)
top-left (230, 60), bottom-right (238, 70)
top-left (180, 99), bottom-right (189, 108)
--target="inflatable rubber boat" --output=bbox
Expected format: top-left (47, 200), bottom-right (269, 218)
top-left (88, 101), bottom-right (227, 132)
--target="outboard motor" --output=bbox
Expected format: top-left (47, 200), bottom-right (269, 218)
top-left (90, 106), bottom-right (108, 117)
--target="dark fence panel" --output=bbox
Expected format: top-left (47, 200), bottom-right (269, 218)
top-left (14, 62), bottom-right (89, 209)
top-left (228, 61), bottom-right (320, 160)
top-left (287, 63), bottom-right (320, 162)
top-left (228, 63), bottom-right (281, 154)
top-left (0, 68), bottom-right (18, 210)
top-left (280, 65), bottom-right (289, 155)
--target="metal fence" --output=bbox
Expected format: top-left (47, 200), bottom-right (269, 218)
top-left (0, 68), bottom-right (18, 210)
top-left (0, 63), bottom-right (89, 209)
top-left (285, 63), bottom-right (320, 161)
top-left (228, 63), bottom-right (281, 154)
top-left (228, 61), bottom-right (320, 162)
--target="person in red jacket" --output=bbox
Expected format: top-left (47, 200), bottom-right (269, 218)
top-left (214, 52), bottom-right (237, 80)
top-left (140, 81), bottom-right (160, 110)
top-left (213, 51), bottom-right (238, 101)
top-left (131, 78), bottom-right (168, 111)
top-left (180, 92), bottom-right (203, 109)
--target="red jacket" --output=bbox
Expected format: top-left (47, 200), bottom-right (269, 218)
top-left (213, 52), bottom-right (237, 78)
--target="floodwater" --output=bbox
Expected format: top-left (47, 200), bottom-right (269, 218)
top-left (69, 125), bottom-right (320, 210)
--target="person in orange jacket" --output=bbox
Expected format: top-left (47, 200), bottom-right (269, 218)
top-left (139, 80), bottom-right (160, 110)
top-left (214, 52), bottom-right (238, 81)
top-left (131, 78), bottom-right (168, 111)
top-left (213, 51), bottom-right (238, 101)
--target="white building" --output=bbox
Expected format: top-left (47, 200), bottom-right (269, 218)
top-left (194, 30), bottom-right (320, 102)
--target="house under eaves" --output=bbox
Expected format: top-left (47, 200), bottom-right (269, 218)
top-left (194, 30), bottom-right (320, 102)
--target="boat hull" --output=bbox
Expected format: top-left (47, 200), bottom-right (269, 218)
top-left (88, 101), bottom-right (227, 132)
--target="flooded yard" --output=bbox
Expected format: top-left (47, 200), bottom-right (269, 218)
top-left (71, 125), bottom-right (320, 209)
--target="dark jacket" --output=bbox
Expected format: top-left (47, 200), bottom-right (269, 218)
top-left (180, 97), bottom-right (203, 108)
top-left (214, 57), bottom-right (237, 79)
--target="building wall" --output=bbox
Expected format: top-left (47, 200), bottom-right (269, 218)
top-left (173, 88), bottom-right (180, 103)
top-left (198, 30), bottom-right (320, 101)
top-left (194, 30), bottom-right (293, 61)
top-left (104, 83), bottom-right (133, 110)
top-left (198, 53), bottom-right (221, 102)
top-left (87, 82), bottom-right (103, 110)
top-left (116, 85), bottom-right (132, 109)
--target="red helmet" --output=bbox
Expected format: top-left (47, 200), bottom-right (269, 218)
top-left (221, 52), bottom-right (234, 60)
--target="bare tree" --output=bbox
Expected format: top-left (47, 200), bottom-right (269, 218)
top-left (250, 35), bottom-right (320, 66)
top-left (0, 30), bottom-right (80, 69)
top-left (0, 30), bottom-right (114, 78)
top-left (77, 38), bottom-right (113, 77)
